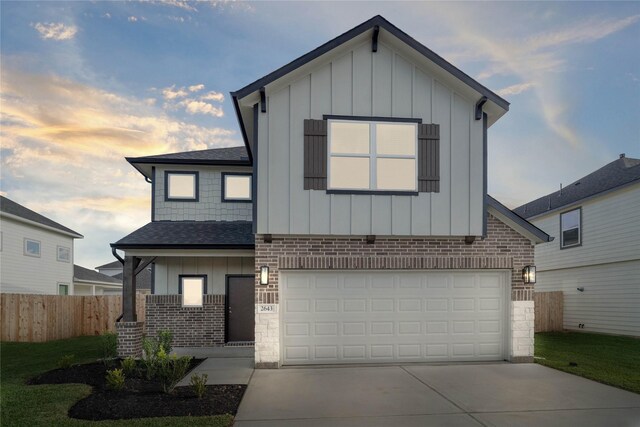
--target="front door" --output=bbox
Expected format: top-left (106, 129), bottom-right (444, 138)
top-left (226, 276), bottom-right (255, 342)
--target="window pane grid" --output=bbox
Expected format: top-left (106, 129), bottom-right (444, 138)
top-left (328, 120), bottom-right (417, 191)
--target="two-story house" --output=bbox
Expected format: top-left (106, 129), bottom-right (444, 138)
top-left (0, 196), bottom-right (83, 295)
top-left (112, 16), bottom-right (551, 367)
top-left (515, 155), bottom-right (640, 337)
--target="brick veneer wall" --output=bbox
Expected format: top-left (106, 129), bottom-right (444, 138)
top-left (254, 213), bottom-right (535, 304)
top-left (145, 294), bottom-right (225, 347)
top-left (116, 321), bottom-right (144, 357)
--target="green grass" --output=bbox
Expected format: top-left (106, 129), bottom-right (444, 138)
top-left (535, 331), bottom-right (640, 394)
top-left (0, 336), bottom-right (233, 427)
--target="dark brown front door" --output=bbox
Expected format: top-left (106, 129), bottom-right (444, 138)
top-left (226, 276), bottom-right (255, 342)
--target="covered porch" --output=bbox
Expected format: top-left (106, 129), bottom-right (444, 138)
top-left (110, 220), bottom-right (255, 357)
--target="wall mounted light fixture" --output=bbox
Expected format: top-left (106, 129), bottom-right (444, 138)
top-left (260, 266), bottom-right (269, 285)
top-left (522, 265), bottom-right (536, 284)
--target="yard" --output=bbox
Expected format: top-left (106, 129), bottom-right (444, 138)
top-left (535, 331), bottom-right (640, 394)
top-left (0, 336), bottom-right (233, 426)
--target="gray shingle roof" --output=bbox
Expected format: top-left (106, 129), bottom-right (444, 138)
top-left (113, 268), bottom-right (152, 290)
top-left (111, 221), bottom-right (254, 249)
top-left (514, 156), bottom-right (640, 219)
top-left (127, 146), bottom-right (250, 164)
top-left (96, 260), bottom-right (122, 269)
top-left (0, 196), bottom-right (83, 237)
top-left (74, 265), bottom-right (122, 285)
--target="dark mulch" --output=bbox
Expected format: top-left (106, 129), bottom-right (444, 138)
top-left (28, 359), bottom-right (247, 420)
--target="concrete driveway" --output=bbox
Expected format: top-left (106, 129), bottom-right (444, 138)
top-left (235, 363), bottom-right (640, 426)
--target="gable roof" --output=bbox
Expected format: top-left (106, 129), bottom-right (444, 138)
top-left (111, 220), bottom-right (254, 249)
top-left (231, 15), bottom-right (510, 161)
top-left (126, 146), bottom-right (251, 179)
top-left (514, 155), bottom-right (640, 219)
top-left (487, 195), bottom-right (552, 244)
top-left (74, 265), bottom-right (122, 285)
top-left (96, 260), bottom-right (122, 269)
top-left (113, 268), bottom-right (152, 290)
top-left (0, 196), bottom-right (83, 238)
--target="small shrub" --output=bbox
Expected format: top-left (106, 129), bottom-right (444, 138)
top-left (106, 368), bottom-right (125, 391)
top-left (141, 336), bottom-right (159, 380)
top-left (57, 354), bottom-right (75, 369)
top-left (156, 349), bottom-right (192, 393)
top-left (190, 373), bottom-right (208, 399)
top-left (157, 329), bottom-right (173, 355)
top-left (121, 356), bottom-right (137, 376)
top-left (100, 332), bottom-right (118, 366)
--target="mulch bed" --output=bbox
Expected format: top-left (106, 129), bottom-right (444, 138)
top-left (28, 359), bottom-right (247, 420)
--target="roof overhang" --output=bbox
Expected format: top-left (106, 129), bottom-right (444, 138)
top-left (231, 15), bottom-right (509, 159)
top-left (0, 211), bottom-right (83, 239)
top-left (487, 196), bottom-right (552, 244)
top-left (126, 157), bottom-right (252, 180)
top-left (118, 248), bottom-right (255, 258)
top-left (73, 279), bottom-right (122, 287)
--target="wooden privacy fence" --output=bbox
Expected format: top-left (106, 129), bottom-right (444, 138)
top-left (534, 291), bottom-right (564, 332)
top-left (0, 294), bottom-right (145, 342)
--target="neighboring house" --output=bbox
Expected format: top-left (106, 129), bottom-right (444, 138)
top-left (112, 16), bottom-right (551, 367)
top-left (73, 265), bottom-right (123, 296)
top-left (515, 155), bottom-right (640, 337)
top-left (96, 260), bottom-right (152, 294)
top-left (0, 196), bottom-right (83, 295)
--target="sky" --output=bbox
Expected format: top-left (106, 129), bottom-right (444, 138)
top-left (1, 1), bottom-right (639, 270)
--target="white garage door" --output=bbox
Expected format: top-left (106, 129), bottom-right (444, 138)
top-left (281, 271), bottom-right (508, 365)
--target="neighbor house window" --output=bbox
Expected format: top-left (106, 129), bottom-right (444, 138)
top-left (222, 173), bottom-right (252, 202)
top-left (58, 283), bottom-right (69, 295)
top-left (57, 246), bottom-right (71, 263)
top-left (328, 120), bottom-right (417, 192)
top-left (165, 171), bottom-right (199, 201)
top-left (24, 238), bottom-right (41, 257)
top-left (560, 207), bottom-right (581, 248)
top-left (179, 275), bottom-right (206, 307)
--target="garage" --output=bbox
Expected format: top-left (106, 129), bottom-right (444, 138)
top-left (281, 270), bottom-right (509, 365)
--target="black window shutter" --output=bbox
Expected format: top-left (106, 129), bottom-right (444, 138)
top-left (418, 123), bottom-right (440, 193)
top-left (303, 119), bottom-right (328, 190)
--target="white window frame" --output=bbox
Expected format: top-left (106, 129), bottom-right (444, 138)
top-left (327, 119), bottom-right (418, 192)
top-left (560, 207), bottom-right (582, 249)
top-left (57, 246), bottom-right (71, 263)
top-left (24, 238), bottom-right (41, 258)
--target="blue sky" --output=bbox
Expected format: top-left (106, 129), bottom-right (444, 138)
top-left (1, 1), bottom-right (639, 269)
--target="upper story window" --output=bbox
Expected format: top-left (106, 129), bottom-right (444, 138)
top-left (165, 171), bottom-right (199, 202)
top-left (58, 283), bottom-right (69, 295)
top-left (328, 119), bottom-right (418, 192)
top-left (24, 238), bottom-right (41, 257)
top-left (222, 173), bottom-right (252, 202)
top-left (560, 207), bottom-right (581, 249)
top-left (179, 275), bottom-right (206, 307)
top-left (57, 246), bottom-right (70, 263)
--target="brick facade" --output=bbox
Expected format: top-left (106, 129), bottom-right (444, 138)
top-left (254, 213), bottom-right (536, 367)
top-left (145, 294), bottom-right (225, 347)
top-left (116, 321), bottom-right (144, 358)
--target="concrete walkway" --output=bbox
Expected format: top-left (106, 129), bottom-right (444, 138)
top-left (175, 347), bottom-right (254, 386)
top-left (235, 363), bottom-right (640, 426)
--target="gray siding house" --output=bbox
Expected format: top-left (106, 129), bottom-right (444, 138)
top-left (515, 155), bottom-right (640, 337)
top-left (112, 16), bottom-right (551, 367)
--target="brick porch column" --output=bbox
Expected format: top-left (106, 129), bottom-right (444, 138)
top-left (116, 321), bottom-right (144, 357)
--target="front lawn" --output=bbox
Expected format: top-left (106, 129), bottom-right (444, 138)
top-left (535, 331), bottom-right (640, 394)
top-left (0, 336), bottom-right (233, 426)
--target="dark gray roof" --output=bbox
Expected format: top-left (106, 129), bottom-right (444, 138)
top-left (74, 265), bottom-right (122, 285)
top-left (96, 260), bottom-right (122, 269)
top-left (111, 221), bottom-right (254, 249)
top-left (514, 156), bottom-right (640, 219)
top-left (127, 146), bottom-right (250, 165)
top-left (0, 196), bottom-right (83, 237)
top-left (487, 195), bottom-right (552, 243)
top-left (113, 268), bottom-right (152, 290)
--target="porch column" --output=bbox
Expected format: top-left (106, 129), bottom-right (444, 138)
top-left (117, 255), bottom-right (144, 357)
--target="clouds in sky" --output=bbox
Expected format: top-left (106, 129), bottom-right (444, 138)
top-left (33, 22), bottom-right (78, 40)
top-left (160, 84), bottom-right (225, 117)
top-left (0, 67), bottom-right (239, 266)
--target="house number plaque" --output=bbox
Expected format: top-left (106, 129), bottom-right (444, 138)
top-left (257, 304), bottom-right (278, 313)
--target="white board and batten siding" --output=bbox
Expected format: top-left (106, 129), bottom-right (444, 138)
top-left (0, 216), bottom-right (75, 294)
top-left (531, 183), bottom-right (640, 336)
top-left (153, 256), bottom-right (254, 295)
top-left (257, 40), bottom-right (484, 237)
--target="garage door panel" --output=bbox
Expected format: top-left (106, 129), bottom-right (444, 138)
top-left (281, 271), bottom-right (506, 365)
